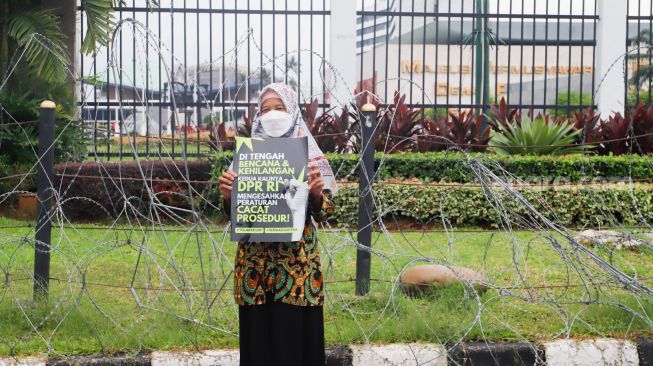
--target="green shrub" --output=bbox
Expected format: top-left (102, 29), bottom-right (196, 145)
top-left (208, 166), bottom-right (653, 227)
top-left (0, 155), bottom-right (9, 194)
top-left (0, 92), bottom-right (88, 165)
top-left (330, 184), bottom-right (653, 228)
top-left (211, 151), bottom-right (653, 228)
top-left (627, 89), bottom-right (653, 108)
top-left (547, 92), bottom-right (593, 118)
top-left (212, 151), bottom-right (653, 184)
top-left (213, 154), bottom-right (653, 228)
top-left (53, 160), bottom-right (214, 220)
top-left (0, 159), bottom-right (36, 195)
top-left (423, 107), bottom-right (448, 120)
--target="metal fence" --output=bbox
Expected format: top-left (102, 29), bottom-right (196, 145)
top-left (626, 0), bottom-right (653, 110)
top-left (78, 0), bottom-right (331, 160)
top-left (356, 0), bottom-right (599, 116)
top-left (78, 1), bottom-right (646, 160)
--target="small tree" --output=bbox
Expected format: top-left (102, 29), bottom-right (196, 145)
top-left (628, 29), bottom-right (653, 90)
top-left (0, 0), bottom-right (159, 90)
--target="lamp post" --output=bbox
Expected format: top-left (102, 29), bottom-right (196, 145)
top-left (355, 103), bottom-right (377, 296)
top-left (33, 100), bottom-right (56, 300)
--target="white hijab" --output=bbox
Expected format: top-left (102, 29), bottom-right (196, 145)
top-left (249, 83), bottom-right (338, 194)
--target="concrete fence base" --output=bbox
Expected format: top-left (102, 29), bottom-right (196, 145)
top-left (4, 338), bottom-right (653, 366)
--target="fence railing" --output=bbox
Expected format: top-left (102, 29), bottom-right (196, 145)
top-left (626, 0), bottom-right (653, 110)
top-left (357, 0), bottom-right (600, 117)
top-left (77, 1), bottom-right (649, 161)
top-left (78, 0), bottom-right (330, 160)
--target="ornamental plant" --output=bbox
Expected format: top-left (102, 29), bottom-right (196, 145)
top-left (490, 115), bottom-right (587, 155)
top-left (596, 112), bottom-right (630, 155)
top-left (0, 92), bottom-right (87, 164)
top-left (417, 117), bottom-right (450, 152)
top-left (488, 97), bottom-right (521, 132)
top-left (629, 103), bottom-right (653, 154)
top-left (417, 111), bottom-right (491, 153)
top-left (375, 92), bottom-right (424, 153)
top-left (303, 98), bottom-right (352, 153)
top-left (446, 110), bottom-right (491, 152)
top-left (570, 108), bottom-right (603, 146)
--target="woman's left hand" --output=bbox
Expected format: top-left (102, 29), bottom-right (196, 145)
top-left (307, 164), bottom-right (324, 206)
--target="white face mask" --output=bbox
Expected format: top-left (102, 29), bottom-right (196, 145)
top-left (259, 110), bottom-right (294, 137)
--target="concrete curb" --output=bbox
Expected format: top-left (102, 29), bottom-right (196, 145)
top-left (2, 338), bottom-right (653, 365)
top-left (544, 339), bottom-right (638, 366)
top-left (48, 355), bottom-right (150, 366)
top-left (350, 343), bottom-right (446, 365)
top-left (151, 351), bottom-right (238, 366)
top-left (0, 357), bottom-right (47, 366)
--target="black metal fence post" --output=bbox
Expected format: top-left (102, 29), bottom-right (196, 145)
top-left (355, 103), bottom-right (377, 296)
top-left (33, 100), bottom-right (56, 300)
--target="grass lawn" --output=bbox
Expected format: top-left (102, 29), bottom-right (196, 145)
top-left (1, 216), bottom-right (652, 356)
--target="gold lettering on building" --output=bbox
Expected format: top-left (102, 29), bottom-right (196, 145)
top-left (434, 82), bottom-right (508, 96)
top-left (402, 60), bottom-right (593, 75)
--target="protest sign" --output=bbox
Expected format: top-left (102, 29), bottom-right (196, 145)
top-left (231, 136), bottom-right (309, 242)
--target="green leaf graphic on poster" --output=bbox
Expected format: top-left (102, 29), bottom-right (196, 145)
top-left (296, 167), bottom-right (305, 182)
top-left (235, 137), bottom-right (253, 153)
top-left (235, 137), bottom-right (262, 153)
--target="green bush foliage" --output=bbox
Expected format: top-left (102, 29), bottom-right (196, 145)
top-left (329, 184), bottom-right (653, 228)
top-left (0, 163), bottom-right (36, 194)
top-left (0, 93), bottom-right (88, 165)
top-left (423, 107), bottom-right (449, 120)
top-left (212, 151), bottom-right (653, 184)
top-left (211, 151), bottom-right (653, 228)
top-left (627, 90), bottom-right (653, 108)
top-left (33, 153), bottom-right (650, 226)
top-left (547, 92), bottom-right (593, 118)
top-left (53, 160), bottom-right (213, 220)
top-left (0, 155), bottom-right (9, 194)
top-left (209, 166), bottom-right (653, 227)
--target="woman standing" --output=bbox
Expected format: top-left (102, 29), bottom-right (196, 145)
top-left (219, 83), bottom-right (337, 366)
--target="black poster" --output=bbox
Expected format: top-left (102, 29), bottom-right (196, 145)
top-left (231, 136), bottom-right (309, 242)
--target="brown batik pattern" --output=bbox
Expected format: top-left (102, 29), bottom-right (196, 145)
top-left (232, 192), bottom-right (335, 306)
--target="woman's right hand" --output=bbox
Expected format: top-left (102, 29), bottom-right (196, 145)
top-left (219, 170), bottom-right (237, 202)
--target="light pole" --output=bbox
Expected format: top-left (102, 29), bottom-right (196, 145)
top-left (474, 0), bottom-right (490, 120)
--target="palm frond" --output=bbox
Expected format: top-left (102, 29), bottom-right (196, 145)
top-left (81, 0), bottom-right (159, 54)
top-left (80, 0), bottom-right (116, 54)
top-left (630, 29), bottom-right (653, 46)
top-left (8, 8), bottom-right (69, 83)
top-left (630, 67), bottom-right (653, 89)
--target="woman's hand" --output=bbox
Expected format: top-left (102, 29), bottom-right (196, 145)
top-left (219, 170), bottom-right (237, 202)
top-left (307, 164), bottom-right (324, 207)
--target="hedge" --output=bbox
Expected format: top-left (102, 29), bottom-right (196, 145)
top-left (212, 151), bottom-right (653, 183)
top-left (44, 156), bottom-right (653, 228)
top-left (0, 160), bottom-right (35, 196)
top-left (329, 183), bottom-right (653, 228)
top-left (0, 155), bottom-right (9, 194)
top-left (53, 160), bottom-right (214, 220)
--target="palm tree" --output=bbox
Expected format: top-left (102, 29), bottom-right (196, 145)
top-left (628, 29), bottom-right (653, 90)
top-left (0, 0), bottom-right (158, 86)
